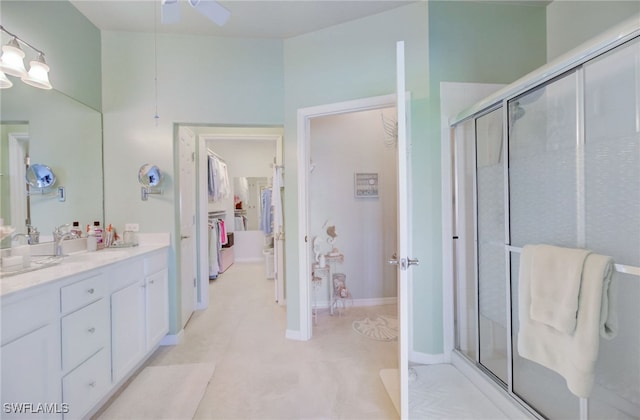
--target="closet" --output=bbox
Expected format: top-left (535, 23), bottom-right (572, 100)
top-left (449, 26), bottom-right (639, 419)
top-left (204, 137), bottom-right (282, 291)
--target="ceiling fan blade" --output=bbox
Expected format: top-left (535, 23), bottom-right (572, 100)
top-left (161, 0), bottom-right (181, 24)
top-left (188, 0), bottom-right (231, 26)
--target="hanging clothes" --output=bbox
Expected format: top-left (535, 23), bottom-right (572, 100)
top-left (260, 187), bottom-right (273, 234)
top-left (208, 221), bottom-right (220, 278)
top-left (207, 152), bottom-right (230, 202)
top-left (272, 166), bottom-right (283, 235)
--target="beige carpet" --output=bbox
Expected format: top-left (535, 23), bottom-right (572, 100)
top-left (352, 315), bottom-right (398, 341)
top-left (98, 363), bottom-right (215, 420)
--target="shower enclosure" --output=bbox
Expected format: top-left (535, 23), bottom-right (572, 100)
top-left (449, 20), bottom-right (639, 420)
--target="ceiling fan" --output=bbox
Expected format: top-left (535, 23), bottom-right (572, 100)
top-left (161, 0), bottom-right (231, 26)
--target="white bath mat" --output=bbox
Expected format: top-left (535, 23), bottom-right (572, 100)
top-left (98, 363), bottom-right (215, 420)
top-left (352, 315), bottom-right (398, 341)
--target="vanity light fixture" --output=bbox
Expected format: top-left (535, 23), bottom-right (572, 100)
top-left (0, 25), bottom-right (52, 90)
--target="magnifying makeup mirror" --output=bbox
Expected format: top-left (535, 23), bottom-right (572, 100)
top-left (26, 163), bottom-right (56, 189)
top-left (138, 164), bottom-right (163, 200)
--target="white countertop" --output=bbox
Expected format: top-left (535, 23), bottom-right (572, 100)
top-left (0, 233), bottom-right (170, 298)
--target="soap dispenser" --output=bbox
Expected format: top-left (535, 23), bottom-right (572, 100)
top-left (86, 224), bottom-right (97, 252)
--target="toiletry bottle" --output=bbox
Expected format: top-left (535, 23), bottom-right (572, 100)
top-left (86, 224), bottom-right (97, 252)
top-left (70, 221), bottom-right (82, 238)
top-left (93, 221), bottom-right (103, 250)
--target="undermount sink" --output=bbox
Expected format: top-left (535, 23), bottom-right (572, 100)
top-left (0, 255), bottom-right (64, 278)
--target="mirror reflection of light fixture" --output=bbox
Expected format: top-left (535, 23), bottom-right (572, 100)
top-left (0, 25), bottom-right (52, 90)
top-left (138, 164), bottom-right (163, 201)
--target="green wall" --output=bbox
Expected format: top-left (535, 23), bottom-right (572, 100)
top-left (421, 1), bottom-right (547, 354)
top-left (101, 31), bottom-right (284, 334)
top-left (0, 1), bottom-right (102, 110)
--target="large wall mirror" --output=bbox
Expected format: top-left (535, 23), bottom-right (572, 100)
top-left (0, 80), bottom-right (103, 247)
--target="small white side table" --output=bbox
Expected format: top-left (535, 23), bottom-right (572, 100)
top-left (311, 263), bottom-right (329, 325)
top-left (325, 253), bottom-right (344, 315)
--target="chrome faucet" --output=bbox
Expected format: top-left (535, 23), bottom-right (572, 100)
top-left (11, 232), bottom-right (31, 245)
top-left (53, 224), bottom-right (79, 257)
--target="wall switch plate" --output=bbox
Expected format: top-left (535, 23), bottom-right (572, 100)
top-left (125, 223), bottom-right (139, 232)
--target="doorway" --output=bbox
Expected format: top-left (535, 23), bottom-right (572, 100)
top-left (175, 125), bottom-right (284, 317)
top-left (308, 107), bottom-right (398, 316)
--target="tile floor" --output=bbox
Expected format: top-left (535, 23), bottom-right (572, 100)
top-left (97, 262), bottom-right (399, 419)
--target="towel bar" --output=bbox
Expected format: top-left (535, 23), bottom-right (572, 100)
top-left (505, 245), bottom-right (640, 277)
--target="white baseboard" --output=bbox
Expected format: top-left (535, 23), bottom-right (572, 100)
top-left (285, 329), bottom-right (306, 341)
top-left (159, 330), bottom-right (184, 346)
top-left (409, 350), bottom-right (445, 365)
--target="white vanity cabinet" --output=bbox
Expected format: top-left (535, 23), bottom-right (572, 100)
top-left (144, 251), bottom-right (169, 350)
top-left (1, 288), bottom-right (61, 419)
top-left (59, 271), bottom-right (111, 420)
top-left (110, 259), bottom-right (145, 384)
top-left (1, 243), bottom-right (170, 420)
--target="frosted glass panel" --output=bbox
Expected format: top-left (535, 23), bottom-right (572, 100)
top-left (510, 253), bottom-right (580, 419)
top-left (454, 119), bottom-right (477, 361)
top-left (476, 108), bottom-right (508, 384)
top-left (585, 38), bottom-right (640, 419)
top-left (585, 38), bottom-right (640, 267)
top-left (509, 73), bottom-right (578, 248)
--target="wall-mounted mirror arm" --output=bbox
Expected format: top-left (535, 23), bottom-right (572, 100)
top-left (141, 186), bottom-right (163, 201)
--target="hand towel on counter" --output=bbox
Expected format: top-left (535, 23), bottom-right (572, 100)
top-left (528, 244), bottom-right (592, 334)
top-left (517, 245), bottom-right (618, 398)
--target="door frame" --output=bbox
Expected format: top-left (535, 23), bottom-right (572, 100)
top-left (296, 93), bottom-right (404, 341)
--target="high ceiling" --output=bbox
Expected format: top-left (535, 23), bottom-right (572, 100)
top-left (70, 0), bottom-right (418, 39)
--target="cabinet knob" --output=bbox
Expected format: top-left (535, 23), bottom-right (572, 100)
top-left (87, 327), bottom-right (96, 334)
top-left (87, 288), bottom-right (95, 294)
top-left (149, 279), bottom-right (155, 284)
top-left (88, 381), bottom-right (96, 388)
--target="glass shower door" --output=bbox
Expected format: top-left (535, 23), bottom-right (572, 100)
top-left (508, 73), bottom-right (581, 419)
top-left (475, 108), bottom-right (508, 385)
top-left (584, 37), bottom-right (640, 419)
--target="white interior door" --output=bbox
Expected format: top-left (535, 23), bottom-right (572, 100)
top-left (395, 40), bottom-right (412, 418)
top-left (179, 127), bottom-right (197, 328)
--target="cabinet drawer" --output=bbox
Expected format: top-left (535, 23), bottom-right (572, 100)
top-left (60, 272), bottom-right (106, 314)
top-left (1, 288), bottom-right (57, 346)
top-left (110, 258), bottom-right (144, 292)
top-left (62, 348), bottom-right (110, 420)
top-left (61, 299), bottom-right (109, 372)
top-left (144, 251), bottom-right (167, 275)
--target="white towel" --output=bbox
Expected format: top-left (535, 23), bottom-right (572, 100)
top-left (528, 244), bottom-right (591, 334)
top-left (518, 249), bottom-right (618, 398)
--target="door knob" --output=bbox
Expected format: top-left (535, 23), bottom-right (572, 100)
top-left (407, 258), bottom-right (420, 266)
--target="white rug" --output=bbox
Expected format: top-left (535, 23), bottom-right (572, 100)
top-left (352, 315), bottom-right (398, 341)
top-left (98, 363), bottom-right (215, 420)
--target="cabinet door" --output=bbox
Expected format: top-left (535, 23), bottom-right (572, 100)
top-left (146, 268), bottom-right (169, 349)
top-left (111, 281), bottom-right (145, 383)
top-left (1, 324), bottom-right (61, 419)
